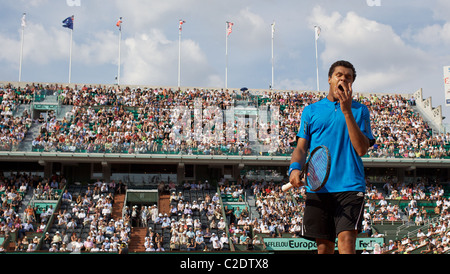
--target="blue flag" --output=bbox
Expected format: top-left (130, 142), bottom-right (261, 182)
top-left (62, 16), bottom-right (74, 30)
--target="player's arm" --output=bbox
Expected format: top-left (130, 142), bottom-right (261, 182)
top-left (343, 111), bottom-right (370, 156)
top-left (337, 83), bottom-right (370, 156)
top-left (288, 137), bottom-right (309, 188)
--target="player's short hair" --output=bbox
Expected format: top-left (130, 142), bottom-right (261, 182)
top-left (328, 60), bottom-right (357, 82)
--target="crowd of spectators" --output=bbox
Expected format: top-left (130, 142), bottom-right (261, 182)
top-left (1, 82), bottom-right (449, 158)
top-left (0, 173), bottom-right (131, 253)
top-left (249, 180), bottom-right (304, 237)
top-left (0, 84), bottom-right (33, 151)
top-left (0, 173), bottom-right (63, 252)
top-left (40, 180), bottom-right (131, 253)
top-left (3, 82), bottom-right (445, 158)
top-left (376, 219), bottom-right (450, 254)
top-left (364, 177), bottom-right (449, 222)
top-left (1, 82), bottom-right (450, 254)
top-left (359, 176), bottom-right (450, 254)
top-left (140, 184), bottom-right (232, 252)
top-left (1, 170), bottom-right (449, 254)
top-left (218, 180), bottom-right (264, 249)
top-left (226, 173), bottom-right (449, 254)
top-left (364, 94), bottom-right (450, 158)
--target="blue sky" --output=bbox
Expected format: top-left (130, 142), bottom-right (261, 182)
top-left (1, 0), bottom-right (450, 124)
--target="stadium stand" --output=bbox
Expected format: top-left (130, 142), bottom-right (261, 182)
top-left (0, 81), bottom-right (449, 253)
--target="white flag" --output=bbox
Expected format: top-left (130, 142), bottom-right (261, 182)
top-left (314, 25), bottom-right (321, 41)
top-left (21, 13), bottom-right (26, 28)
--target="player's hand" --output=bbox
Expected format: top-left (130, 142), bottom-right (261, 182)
top-left (336, 81), bottom-right (353, 114)
top-left (289, 169), bottom-right (305, 188)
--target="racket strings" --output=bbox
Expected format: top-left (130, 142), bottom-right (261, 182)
top-left (307, 149), bottom-right (329, 190)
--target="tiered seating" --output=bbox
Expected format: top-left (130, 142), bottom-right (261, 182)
top-left (155, 187), bottom-right (231, 252)
top-left (0, 84), bottom-right (33, 151)
top-left (42, 182), bottom-right (131, 252)
top-left (2, 82), bottom-right (445, 158)
top-left (2, 171), bottom-right (449, 254)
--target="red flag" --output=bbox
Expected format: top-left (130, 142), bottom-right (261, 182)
top-left (116, 17), bottom-right (122, 31)
top-left (227, 21), bottom-right (234, 36)
top-left (179, 19), bottom-right (186, 31)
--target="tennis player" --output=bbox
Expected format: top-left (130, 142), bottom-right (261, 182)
top-left (288, 60), bottom-right (375, 254)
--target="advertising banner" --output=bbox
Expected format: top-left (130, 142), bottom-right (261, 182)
top-left (263, 237), bottom-right (384, 251)
top-left (444, 66), bottom-right (450, 106)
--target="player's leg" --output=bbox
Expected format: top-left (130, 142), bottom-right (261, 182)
top-left (337, 230), bottom-right (358, 254)
top-left (316, 238), bottom-right (335, 254)
top-left (302, 192), bottom-right (336, 253)
top-left (334, 191), bottom-right (365, 254)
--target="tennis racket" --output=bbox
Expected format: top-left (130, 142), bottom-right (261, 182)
top-left (282, 145), bottom-right (331, 192)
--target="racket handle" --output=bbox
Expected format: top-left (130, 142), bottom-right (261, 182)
top-left (282, 183), bottom-right (293, 191)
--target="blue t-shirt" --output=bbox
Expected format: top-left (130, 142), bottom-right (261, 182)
top-left (297, 98), bottom-right (374, 193)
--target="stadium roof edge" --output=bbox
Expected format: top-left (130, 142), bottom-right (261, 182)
top-left (0, 151), bottom-right (448, 168)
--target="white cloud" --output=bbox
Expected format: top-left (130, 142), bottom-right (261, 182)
top-left (2, 21), bottom-right (118, 68)
top-left (20, 0), bottom-right (49, 8)
top-left (409, 23), bottom-right (450, 50)
top-left (308, 6), bottom-right (435, 93)
top-left (75, 31), bottom-right (118, 65)
top-left (235, 8), bottom-right (267, 49)
top-left (430, 0), bottom-right (450, 22)
top-left (276, 77), bottom-right (312, 91)
top-left (120, 29), bottom-right (220, 87)
top-left (0, 11), bottom-right (221, 87)
top-left (0, 33), bottom-right (20, 66)
top-left (0, 22), bottom-right (70, 68)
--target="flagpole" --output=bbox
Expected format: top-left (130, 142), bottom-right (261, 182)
top-left (271, 21), bottom-right (275, 89)
top-left (315, 26), bottom-right (320, 91)
top-left (225, 22), bottom-right (228, 89)
top-left (178, 23), bottom-right (182, 88)
top-left (19, 13), bottom-right (26, 82)
top-left (69, 28), bottom-right (73, 84)
top-left (315, 36), bottom-right (319, 91)
top-left (118, 24), bottom-right (121, 85)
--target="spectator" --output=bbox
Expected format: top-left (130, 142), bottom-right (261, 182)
top-left (61, 189), bottom-right (73, 203)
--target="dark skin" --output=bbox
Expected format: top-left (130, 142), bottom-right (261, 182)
top-left (289, 65), bottom-right (370, 254)
top-left (328, 66), bottom-right (370, 157)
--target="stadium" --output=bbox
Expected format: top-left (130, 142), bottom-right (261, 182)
top-left (1, 2), bottom-right (450, 262)
top-left (0, 81), bottom-right (449, 255)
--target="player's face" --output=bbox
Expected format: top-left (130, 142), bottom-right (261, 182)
top-left (328, 66), bottom-right (354, 100)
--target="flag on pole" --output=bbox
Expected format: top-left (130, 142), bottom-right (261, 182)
top-left (19, 13), bottom-right (26, 82)
top-left (62, 15), bottom-right (74, 83)
top-left (314, 25), bottom-right (321, 91)
top-left (117, 17), bottom-right (123, 85)
top-left (227, 21), bottom-right (234, 36)
top-left (314, 25), bottom-right (321, 41)
top-left (179, 19), bottom-right (186, 31)
top-left (21, 13), bottom-right (27, 28)
top-left (116, 17), bottom-right (122, 31)
top-left (63, 15), bottom-right (74, 30)
top-left (271, 21), bottom-right (275, 89)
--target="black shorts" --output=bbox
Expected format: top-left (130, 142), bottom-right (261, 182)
top-left (301, 191), bottom-right (365, 242)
